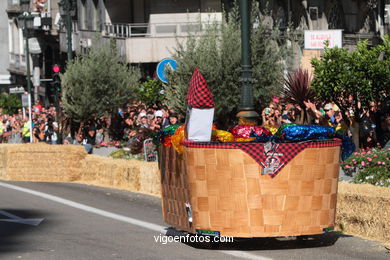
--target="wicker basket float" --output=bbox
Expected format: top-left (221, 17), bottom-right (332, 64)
top-left (160, 140), bottom-right (341, 238)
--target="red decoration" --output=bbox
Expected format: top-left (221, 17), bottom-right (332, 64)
top-left (187, 68), bottom-right (214, 108)
top-left (163, 135), bottom-right (172, 147)
top-left (230, 125), bottom-right (272, 139)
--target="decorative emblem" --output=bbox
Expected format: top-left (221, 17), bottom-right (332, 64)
top-left (261, 142), bottom-right (284, 175)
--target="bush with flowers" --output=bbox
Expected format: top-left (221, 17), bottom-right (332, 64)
top-left (341, 148), bottom-right (390, 187)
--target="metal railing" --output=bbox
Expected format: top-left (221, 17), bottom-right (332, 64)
top-left (7, 0), bottom-right (21, 11)
top-left (9, 53), bottom-right (24, 71)
top-left (143, 138), bottom-right (158, 162)
top-left (103, 22), bottom-right (204, 38)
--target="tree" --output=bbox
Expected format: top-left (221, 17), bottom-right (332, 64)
top-left (311, 37), bottom-right (390, 119)
top-left (131, 78), bottom-right (164, 106)
top-left (0, 93), bottom-right (22, 114)
top-left (61, 40), bottom-right (141, 122)
top-left (164, 2), bottom-right (297, 128)
top-left (311, 36), bottom-right (390, 148)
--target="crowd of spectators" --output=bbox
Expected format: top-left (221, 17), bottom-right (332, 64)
top-left (0, 100), bottom-right (182, 155)
top-left (0, 100), bottom-right (59, 144)
top-left (260, 98), bottom-right (390, 150)
top-left (0, 98), bottom-right (389, 156)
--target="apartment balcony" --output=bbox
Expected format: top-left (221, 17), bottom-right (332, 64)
top-left (8, 52), bottom-right (26, 75)
top-left (68, 12), bottom-right (223, 64)
top-left (95, 22), bottom-right (207, 63)
top-left (7, 0), bottom-right (30, 14)
top-left (342, 32), bottom-right (382, 49)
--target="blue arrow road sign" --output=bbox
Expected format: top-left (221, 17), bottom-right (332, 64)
top-left (156, 59), bottom-right (177, 83)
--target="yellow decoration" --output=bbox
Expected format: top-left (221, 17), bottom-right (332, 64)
top-left (234, 137), bottom-right (255, 142)
top-left (212, 130), bottom-right (234, 142)
top-left (264, 125), bottom-right (278, 135)
top-left (172, 125), bottom-right (185, 154)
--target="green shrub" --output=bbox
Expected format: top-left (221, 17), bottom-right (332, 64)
top-left (0, 93), bottom-right (22, 114)
top-left (353, 166), bottom-right (390, 187)
top-left (341, 148), bottom-right (390, 187)
top-left (109, 149), bottom-right (143, 161)
top-left (131, 79), bottom-right (164, 106)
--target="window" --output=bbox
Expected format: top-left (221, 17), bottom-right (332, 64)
top-left (92, 0), bottom-right (99, 31)
top-left (79, 0), bottom-right (87, 30)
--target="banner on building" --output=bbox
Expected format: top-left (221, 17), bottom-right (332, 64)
top-left (304, 30), bottom-right (342, 50)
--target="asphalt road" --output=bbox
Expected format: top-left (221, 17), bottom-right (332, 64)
top-left (0, 181), bottom-right (388, 260)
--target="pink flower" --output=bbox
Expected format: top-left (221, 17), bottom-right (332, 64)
top-left (382, 162), bottom-right (386, 165)
top-left (377, 161), bottom-right (382, 165)
top-left (386, 158), bottom-right (389, 160)
top-left (373, 154), bottom-right (378, 158)
top-left (361, 161), bottom-right (365, 167)
top-left (367, 151), bottom-right (371, 154)
top-left (367, 157), bottom-right (372, 161)
top-left (353, 161), bottom-right (357, 164)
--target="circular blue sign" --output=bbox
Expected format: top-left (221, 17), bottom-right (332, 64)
top-left (156, 59), bottom-right (177, 83)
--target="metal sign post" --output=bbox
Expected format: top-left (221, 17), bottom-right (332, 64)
top-left (28, 94), bottom-right (33, 143)
top-left (22, 93), bottom-right (33, 143)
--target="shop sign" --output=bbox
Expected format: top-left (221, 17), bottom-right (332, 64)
top-left (304, 30), bottom-right (342, 50)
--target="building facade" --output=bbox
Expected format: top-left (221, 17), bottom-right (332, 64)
top-left (0, 0), bottom-right (11, 91)
top-left (6, 0), bottom-right (62, 104)
top-left (6, 0), bottom-right (390, 102)
top-left (64, 0), bottom-right (389, 70)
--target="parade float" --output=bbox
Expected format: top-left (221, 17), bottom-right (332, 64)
top-left (158, 0), bottom-right (342, 239)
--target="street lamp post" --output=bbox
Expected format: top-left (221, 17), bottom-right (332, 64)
top-left (59, 0), bottom-right (76, 61)
top-left (18, 12), bottom-right (34, 143)
top-left (236, 0), bottom-right (259, 124)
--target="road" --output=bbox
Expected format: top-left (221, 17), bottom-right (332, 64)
top-left (0, 181), bottom-right (388, 260)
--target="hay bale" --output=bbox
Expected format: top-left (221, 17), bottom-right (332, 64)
top-left (0, 145), bottom-right (8, 178)
top-left (336, 182), bottom-right (390, 244)
top-left (0, 143), bottom-right (86, 182)
top-left (139, 161), bottom-right (160, 196)
top-left (79, 155), bottom-right (141, 192)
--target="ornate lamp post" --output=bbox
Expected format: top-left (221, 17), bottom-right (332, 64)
top-left (236, 0), bottom-right (259, 124)
top-left (59, 0), bottom-right (76, 61)
top-left (18, 12), bottom-right (34, 143)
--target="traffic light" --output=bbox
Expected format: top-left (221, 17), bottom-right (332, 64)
top-left (52, 74), bottom-right (61, 93)
top-left (51, 65), bottom-right (61, 94)
top-left (52, 64), bottom-right (60, 74)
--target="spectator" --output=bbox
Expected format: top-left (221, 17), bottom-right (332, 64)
top-left (44, 117), bottom-right (59, 144)
top-left (80, 125), bottom-right (96, 154)
top-left (139, 116), bottom-right (149, 128)
top-left (169, 113), bottom-right (178, 125)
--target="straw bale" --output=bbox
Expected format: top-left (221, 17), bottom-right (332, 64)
top-left (79, 155), bottom-right (142, 192)
top-left (0, 145), bottom-right (8, 178)
top-left (336, 182), bottom-right (390, 244)
top-left (0, 143), bottom-right (86, 182)
top-left (139, 162), bottom-right (161, 196)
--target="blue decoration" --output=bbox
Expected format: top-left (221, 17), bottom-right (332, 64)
top-left (278, 124), bottom-right (335, 141)
top-left (338, 134), bottom-right (356, 161)
top-left (250, 131), bottom-right (272, 143)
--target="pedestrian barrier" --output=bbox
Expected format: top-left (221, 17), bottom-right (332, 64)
top-left (143, 138), bottom-right (158, 162)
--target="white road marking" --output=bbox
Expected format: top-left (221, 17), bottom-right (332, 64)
top-left (0, 209), bottom-right (44, 226)
top-left (0, 182), bottom-right (165, 233)
top-left (0, 181), bottom-right (272, 260)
